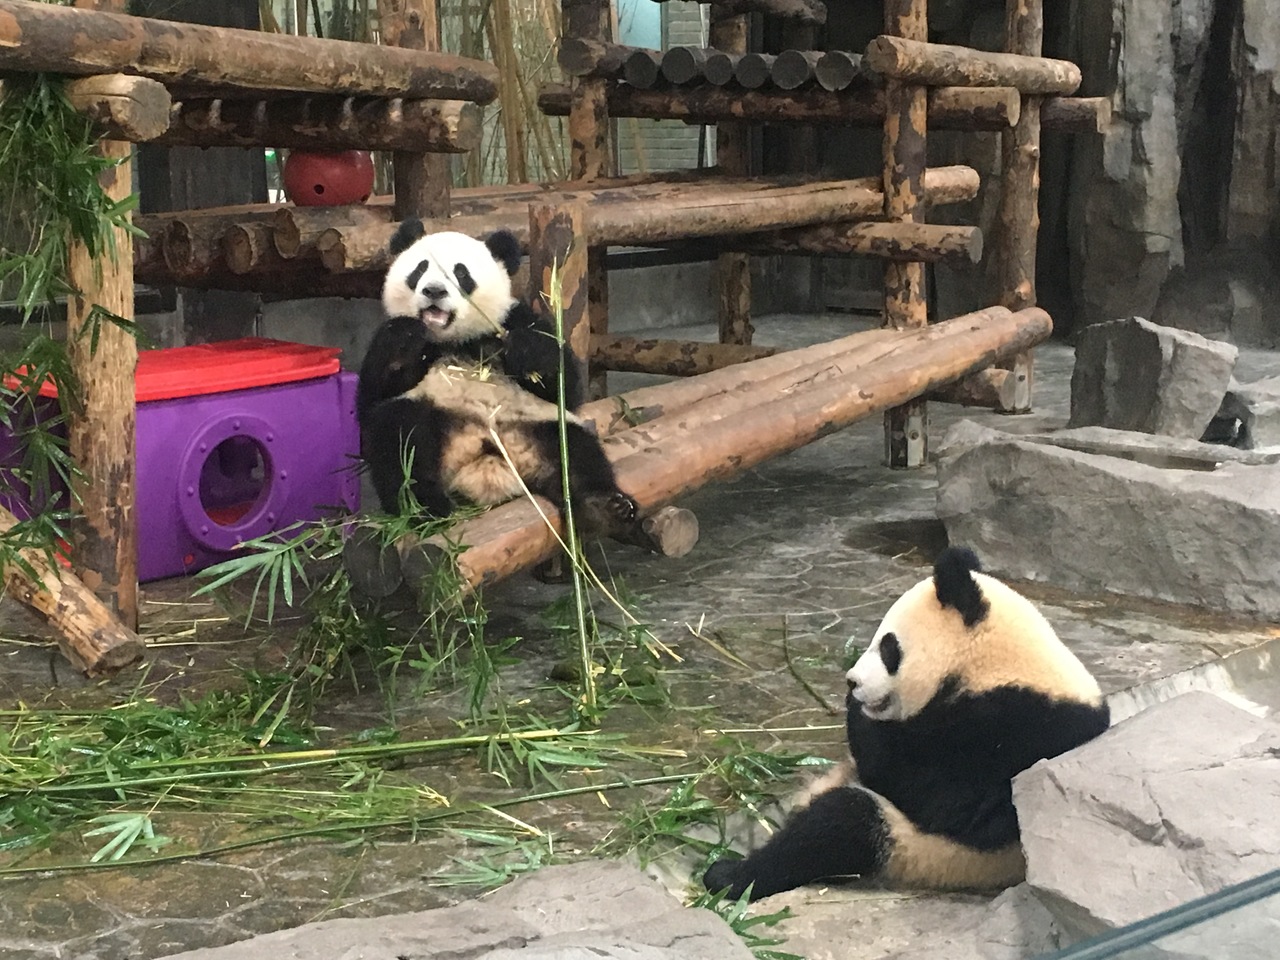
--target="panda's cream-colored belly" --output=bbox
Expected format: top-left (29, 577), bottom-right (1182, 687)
top-left (879, 798), bottom-right (1026, 890)
top-left (402, 360), bottom-right (574, 505)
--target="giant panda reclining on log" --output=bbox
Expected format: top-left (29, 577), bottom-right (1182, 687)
top-left (356, 220), bottom-right (639, 539)
top-left (704, 547), bottom-right (1111, 901)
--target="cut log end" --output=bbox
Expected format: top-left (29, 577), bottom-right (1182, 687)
top-left (628, 506), bottom-right (701, 558)
top-left (342, 527), bottom-right (405, 598)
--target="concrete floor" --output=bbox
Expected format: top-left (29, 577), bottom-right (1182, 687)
top-left (1, 313), bottom-right (1278, 960)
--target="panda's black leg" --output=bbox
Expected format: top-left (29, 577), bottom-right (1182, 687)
top-left (361, 401), bottom-right (452, 518)
top-left (527, 422), bottom-right (638, 539)
top-left (703, 786), bottom-right (889, 902)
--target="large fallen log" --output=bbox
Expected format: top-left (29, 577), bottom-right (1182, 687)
top-left (864, 36), bottom-right (1082, 96)
top-left (540, 82), bottom-right (1049, 131)
top-left (356, 307), bottom-right (1051, 591)
top-left (157, 97), bottom-right (482, 153)
top-left (0, 0), bottom-right (498, 103)
top-left (63, 74), bottom-right (171, 142)
top-left (0, 507), bottom-right (145, 676)
top-left (316, 167), bottom-right (981, 274)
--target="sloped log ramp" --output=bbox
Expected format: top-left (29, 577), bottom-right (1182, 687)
top-left (316, 167), bottom-right (981, 275)
top-left (0, 0), bottom-right (499, 103)
top-left (0, 507), bottom-right (145, 676)
top-left (540, 83), bottom-right (1095, 131)
top-left (347, 306), bottom-right (1051, 593)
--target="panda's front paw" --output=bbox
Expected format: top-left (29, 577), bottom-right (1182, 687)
top-left (703, 857), bottom-right (751, 901)
top-left (576, 491), bottom-right (639, 539)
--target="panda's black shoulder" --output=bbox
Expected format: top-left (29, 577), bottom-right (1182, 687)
top-left (498, 297), bottom-right (545, 335)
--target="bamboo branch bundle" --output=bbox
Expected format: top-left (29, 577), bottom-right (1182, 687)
top-left (315, 167), bottom-right (981, 274)
top-left (381, 307), bottom-right (1052, 591)
top-left (865, 35), bottom-right (1082, 95)
top-left (0, 0), bottom-right (499, 102)
top-left (0, 508), bottom-right (146, 676)
top-left (158, 96), bottom-right (482, 153)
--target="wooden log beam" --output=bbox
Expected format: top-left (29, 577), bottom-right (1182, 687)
top-left (540, 82), bottom-right (1038, 130)
top-left (63, 5), bottom-right (138, 630)
top-left (559, 38), bottom-right (652, 80)
top-left (703, 51), bottom-right (742, 86)
top-left (712, 10), bottom-right (753, 349)
top-left (311, 167), bottom-right (981, 274)
top-left (815, 50), bottom-right (864, 91)
top-left (1040, 95), bottom-right (1110, 133)
top-left (527, 203), bottom-right (590, 381)
top-left (661, 46), bottom-right (709, 85)
top-left (723, 221), bottom-right (983, 264)
top-left (0, 0), bottom-right (499, 102)
top-left (623, 48), bottom-right (665, 88)
top-left (0, 507), bottom-right (146, 676)
top-left (735, 52), bottom-right (776, 90)
top-left (402, 307), bottom-right (1053, 590)
top-left (881, 0), bottom-right (930, 471)
top-left (584, 327), bottom-right (901, 435)
top-left (651, 0), bottom-right (826, 24)
top-left (63, 73), bottom-right (171, 141)
top-left (380, 0), bottom-right (450, 220)
top-left (927, 367), bottom-right (1018, 408)
top-left (773, 49), bottom-right (823, 90)
top-left (991, 0), bottom-right (1046, 415)
top-left (158, 96), bottom-right (482, 153)
top-left (589, 335), bottom-right (776, 376)
top-left (865, 36), bottom-right (1081, 95)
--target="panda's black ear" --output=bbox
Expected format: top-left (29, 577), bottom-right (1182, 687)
top-left (485, 230), bottom-right (523, 277)
top-left (933, 547), bottom-right (989, 627)
top-left (389, 218), bottom-right (426, 257)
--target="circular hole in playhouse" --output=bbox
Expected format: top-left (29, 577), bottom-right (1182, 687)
top-left (198, 436), bottom-right (270, 527)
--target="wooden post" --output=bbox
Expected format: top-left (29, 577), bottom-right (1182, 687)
top-left (66, 0), bottom-right (137, 629)
top-left (993, 0), bottom-right (1044, 414)
top-left (528, 203), bottom-right (590, 388)
top-left (379, 0), bottom-right (450, 219)
top-left (564, 0), bottom-right (614, 400)
top-left (711, 11), bottom-right (753, 347)
top-left (881, 0), bottom-right (930, 469)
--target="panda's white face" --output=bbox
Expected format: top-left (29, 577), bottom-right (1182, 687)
top-left (846, 562), bottom-right (1105, 723)
top-left (847, 577), bottom-right (937, 721)
top-left (382, 230), bottom-right (515, 341)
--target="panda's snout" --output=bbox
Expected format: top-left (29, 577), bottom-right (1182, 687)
top-left (422, 281), bottom-right (449, 301)
top-left (846, 675), bottom-right (858, 692)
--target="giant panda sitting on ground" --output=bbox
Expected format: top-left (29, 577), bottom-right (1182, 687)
top-left (356, 220), bottom-right (638, 538)
top-left (703, 547), bottom-right (1110, 901)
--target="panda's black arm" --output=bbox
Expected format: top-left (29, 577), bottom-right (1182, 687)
top-left (356, 316), bottom-right (431, 419)
top-left (500, 301), bottom-right (586, 410)
top-left (703, 786), bottom-right (889, 902)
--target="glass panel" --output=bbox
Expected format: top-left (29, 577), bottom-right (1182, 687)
top-left (1036, 867), bottom-right (1280, 960)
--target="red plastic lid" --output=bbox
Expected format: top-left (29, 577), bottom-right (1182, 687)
top-left (11, 338), bottom-right (342, 402)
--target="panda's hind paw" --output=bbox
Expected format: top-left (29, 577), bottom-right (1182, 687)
top-left (575, 491), bottom-right (639, 539)
top-left (703, 858), bottom-right (751, 901)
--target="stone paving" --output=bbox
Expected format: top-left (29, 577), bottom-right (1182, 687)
top-left (1, 314), bottom-right (1277, 960)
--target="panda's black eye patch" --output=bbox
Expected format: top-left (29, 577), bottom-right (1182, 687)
top-left (879, 633), bottom-right (902, 675)
top-left (405, 260), bottom-right (430, 292)
top-left (453, 263), bottom-right (477, 296)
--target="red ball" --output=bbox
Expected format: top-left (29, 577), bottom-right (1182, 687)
top-left (282, 150), bottom-right (375, 207)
